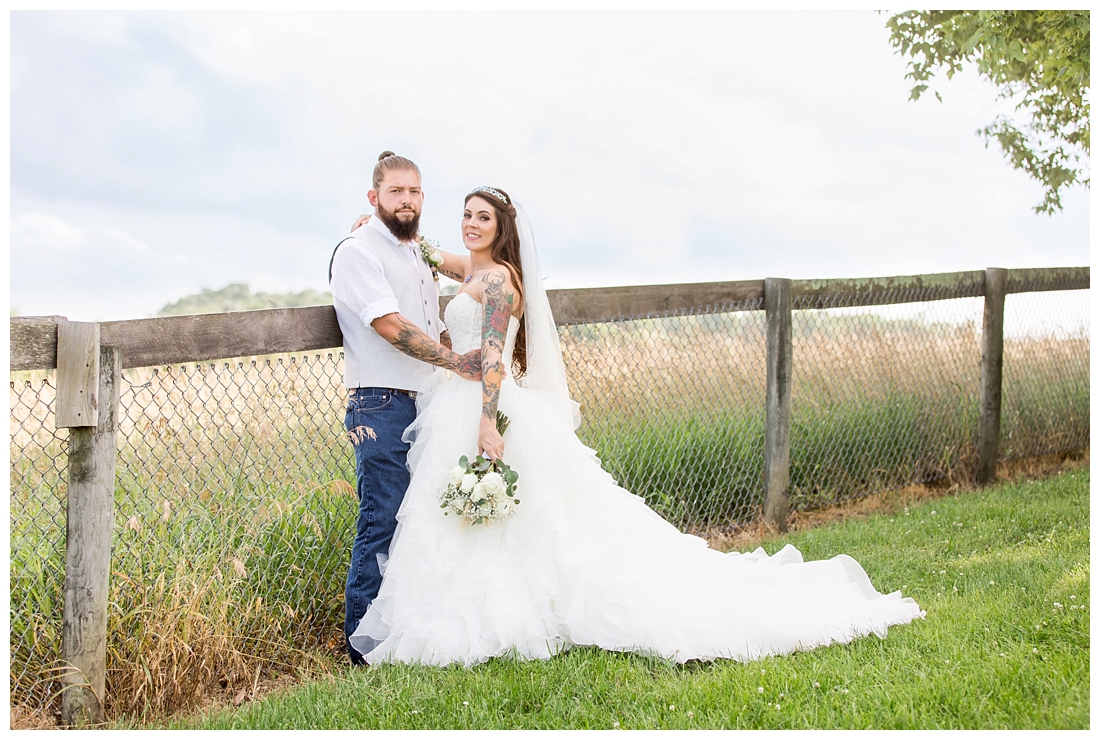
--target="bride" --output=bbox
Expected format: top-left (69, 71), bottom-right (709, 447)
top-left (349, 187), bottom-right (924, 666)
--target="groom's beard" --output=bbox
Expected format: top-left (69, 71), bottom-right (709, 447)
top-left (376, 203), bottom-right (421, 242)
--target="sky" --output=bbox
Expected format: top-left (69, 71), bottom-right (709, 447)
top-left (8, 9), bottom-right (1091, 321)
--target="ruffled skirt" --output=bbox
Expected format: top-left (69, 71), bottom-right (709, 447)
top-left (349, 374), bottom-right (924, 666)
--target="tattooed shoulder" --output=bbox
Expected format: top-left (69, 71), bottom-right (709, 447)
top-left (480, 268), bottom-right (515, 300)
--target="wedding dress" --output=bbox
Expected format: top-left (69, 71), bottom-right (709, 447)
top-left (349, 294), bottom-right (925, 668)
top-left (350, 203), bottom-right (923, 666)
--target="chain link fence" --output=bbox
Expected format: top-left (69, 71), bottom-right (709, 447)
top-left (1000, 289), bottom-right (1090, 460)
top-left (789, 289), bottom-right (986, 510)
top-left (9, 284), bottom-right (1089, 718)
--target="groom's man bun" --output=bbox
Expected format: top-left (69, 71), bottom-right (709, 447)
top-left (373, 151), bottom-right (421, 189)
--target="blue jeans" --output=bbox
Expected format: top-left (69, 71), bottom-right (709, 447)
top-left (343, 387), bottom-right (417, 664)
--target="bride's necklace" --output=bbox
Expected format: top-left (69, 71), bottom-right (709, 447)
top-left (465, 262), bottom-right (494, 284)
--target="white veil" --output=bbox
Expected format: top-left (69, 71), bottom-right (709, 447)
top-left (514, 203), bottom-right (582, 430)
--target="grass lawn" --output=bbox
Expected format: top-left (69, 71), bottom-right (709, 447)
top-left (140, 467), bottom-right (1090, 730)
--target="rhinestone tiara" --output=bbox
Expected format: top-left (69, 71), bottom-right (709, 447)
top-left (472, 186), bottom-right (509, 204)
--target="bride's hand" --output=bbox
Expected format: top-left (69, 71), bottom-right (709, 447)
top-left (351, 214), bottom-right (371, 231)
top-left (478, 417), bottom-right (505, 460)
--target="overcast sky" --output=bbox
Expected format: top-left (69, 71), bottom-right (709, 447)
top-left (9, 9), bottom-right (1091, 321)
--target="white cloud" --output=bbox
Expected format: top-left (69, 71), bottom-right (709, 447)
top-left (10, 212), bottom-right (85, 254)
top-left (8, 9), bottom-right (1090, 319)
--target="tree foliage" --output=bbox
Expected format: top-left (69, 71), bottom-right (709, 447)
top-left (156, 283), bottom-right (332, 317)
top-left (886, 10), bottom-right (1090, 213)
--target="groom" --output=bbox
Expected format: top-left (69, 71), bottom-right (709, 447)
top-left (329, 151), bottom-right (482, 665)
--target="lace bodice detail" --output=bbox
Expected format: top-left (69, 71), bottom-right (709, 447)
top-left (444, 293), bottom-right (519, 368)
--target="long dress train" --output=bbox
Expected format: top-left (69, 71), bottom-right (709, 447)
top-left (350, 293), bottom-right (923, 666)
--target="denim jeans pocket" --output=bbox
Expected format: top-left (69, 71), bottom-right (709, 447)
top-left (348, 392), bottom-right (392, 414)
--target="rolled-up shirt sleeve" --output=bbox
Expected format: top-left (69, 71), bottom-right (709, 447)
top-left (330, 240), bottom-right (400, 328)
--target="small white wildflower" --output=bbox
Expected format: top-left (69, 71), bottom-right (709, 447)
top-left (953, 586), bottom-right (958, 592)
top-left (814, 682), bottom-right (820, 688)
top-left (669, 705), bottom-right (675, 711)
top-left (931, 510), bottom-right (937, 516)
top-left (1053, 602), bottom-right (1062, 608)
top-left (779, 693), bottom-right (784, 699)
top-left (463, 701), bottom-right (469, 706)
top-left (686, 711), bottom-right (694, 718)
top-left (843, 689), bottom-right (850, 694)
top-left (990, 581), bottom-right (995, 586)
top-left (775, 704), bottom-right (781, 710)
top-left (612, 722), bottom-right (621, 729)
top-left (940, 570), bottom-right (946, 575)
top-left (758, 687), bottom-right (764, 694)
top-left (1070, 595), bottom-right (1076, 600)
top-left (999, 653), bottom-right (1007, 657)
top-left (761, 668), bottom-right (766, 675)
top-left (1032, 648), bottom-right (1039, 654)
top-left (411, 710), bottom-right (418, 714)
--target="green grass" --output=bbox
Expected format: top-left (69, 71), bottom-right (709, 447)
top-left (140, 466), bottom-right (1089, 730)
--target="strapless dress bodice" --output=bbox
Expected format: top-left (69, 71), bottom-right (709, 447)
top-left (444, 292), bottom-right (519, 367)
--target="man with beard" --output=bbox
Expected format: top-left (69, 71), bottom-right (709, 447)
top-left (329, 151), bottom-right (483, 665)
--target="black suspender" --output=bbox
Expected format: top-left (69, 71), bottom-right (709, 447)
top-left (328, 237), bottom-right (355, 283)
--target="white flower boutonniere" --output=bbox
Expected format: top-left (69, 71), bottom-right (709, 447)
top-left (417, 236), bottom-right (444, 281)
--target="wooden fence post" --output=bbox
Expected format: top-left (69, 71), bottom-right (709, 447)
top-left (59, 327), bottom-right (121, 727)
top-left (763, 278), bottom-right (793, 532)
top-left (977, 267), bottom-right (1008, 485)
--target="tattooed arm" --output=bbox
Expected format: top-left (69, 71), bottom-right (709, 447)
top-left (371, 313), bottom-right (482, 380)
top-left (435, 251), bottom-right (470, 283)
top-left (477, 268), bottom-right (517, 460)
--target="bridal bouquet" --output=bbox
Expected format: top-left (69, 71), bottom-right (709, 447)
top-left (438, 412), bottom-right (520, 525)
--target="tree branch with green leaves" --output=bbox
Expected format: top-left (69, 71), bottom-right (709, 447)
top-left (885, 10), bottom-right (1090, 214)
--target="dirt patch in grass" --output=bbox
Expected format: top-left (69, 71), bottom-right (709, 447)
top-left (703, 448), bottom-right (1089, 553)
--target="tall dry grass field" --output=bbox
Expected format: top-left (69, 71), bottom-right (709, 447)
top-left (9, 307), bottom-right (1088, 724)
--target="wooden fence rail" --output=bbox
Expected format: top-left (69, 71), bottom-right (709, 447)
top-left (7, 265), bottom-right (1090, 725)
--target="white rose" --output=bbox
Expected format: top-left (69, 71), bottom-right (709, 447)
top-left (480, 471), bottom-right (506, 498)
top-left (448, 466), bottom-right (466, 487)
top-left (460, 473), bottom-right (478, 493)
top-left (471, 479), bottom-right (491, 504)
top-left (429, 250), bottom-right (444, 267)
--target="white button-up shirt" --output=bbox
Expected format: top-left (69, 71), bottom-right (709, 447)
top-left (329, 217), bottom-right (445, 391)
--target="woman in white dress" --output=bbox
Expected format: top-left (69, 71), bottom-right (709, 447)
top-left (349, 187), bottom-right (924, 667)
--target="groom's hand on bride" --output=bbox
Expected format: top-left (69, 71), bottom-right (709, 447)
top-left (351, 214), bottom-right (371, 231)
top-left (454, 350), bottom-right (482, 381)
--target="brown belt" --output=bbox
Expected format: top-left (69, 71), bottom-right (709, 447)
top-left (349, 388), bottom-right (418, 400)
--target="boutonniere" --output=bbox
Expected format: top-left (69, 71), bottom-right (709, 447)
top-left (417, 236), bottom-right (444, 282)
